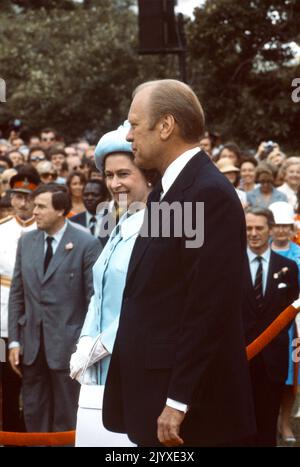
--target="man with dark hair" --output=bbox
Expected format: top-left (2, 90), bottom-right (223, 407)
top-left (243, 207), bottom-right (299, 446)
top-left (8, 183), bottom-right (101, 433)
top-left (48, 147), bottom-right (68, 183)
top-left (40, 128), bottom-right (57, 151)
top-left (103, 79), bottom-right (256, 446)
top-left (0, 155), bottom-right (13, 171)
top-left (71, 179), bottom-right (110, 246)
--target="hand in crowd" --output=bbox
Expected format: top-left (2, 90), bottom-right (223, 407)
top-left (9, 347), bottom-right (22, 378)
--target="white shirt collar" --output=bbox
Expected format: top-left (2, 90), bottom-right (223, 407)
top-left (247, 246), bottom-right (271, 264)
top-left (161, 147), bottom-right (200, 198)
top-left (86, 211), bottom-right (96, 223)
top-left (44, 221), bottom-right (67, 245)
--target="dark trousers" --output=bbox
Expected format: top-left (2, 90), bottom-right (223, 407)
top-left (1, 339), bottom-right (25, 432)
top-left (249, 355), bottom-right (284, 447)
top-left (22, 335), bottom-right (80, 433)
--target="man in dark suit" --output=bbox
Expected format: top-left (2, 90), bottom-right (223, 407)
top-left (243, 207), bottom-right (299, 446)
top-left (103, 79), bottom-right (256, 447)
top-left (8, 184), bottom-right (101, 432)
top-left (70, 179), bottom-right (110, 247)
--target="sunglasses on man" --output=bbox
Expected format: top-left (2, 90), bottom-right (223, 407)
top-left (31, 156), bottom-right (46, 162)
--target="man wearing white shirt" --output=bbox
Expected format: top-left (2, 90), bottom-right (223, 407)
top-left (243, 207), bottom-right (299, 446)
top-left (103, 79), bottom-right (256, 447)
top-left (8, 184), bottom-right (100, 433)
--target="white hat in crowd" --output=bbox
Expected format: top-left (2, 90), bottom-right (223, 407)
top-left (269, 201), bottom-right (295, 225)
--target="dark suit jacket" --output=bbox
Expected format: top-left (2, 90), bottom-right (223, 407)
top-left (70, 211), bottom-right (87, 227)
top-left (8, 222), bottom-right (101, 369)
top-left (103, 151), bottom-right (256, 446)
top-left (243, 250), bottom-right (299, 382)
top-left (71, 210), bottom-right (111, 248)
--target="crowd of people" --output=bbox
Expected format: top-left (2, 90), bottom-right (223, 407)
top-left (0, 79), bottom-right (300, 447)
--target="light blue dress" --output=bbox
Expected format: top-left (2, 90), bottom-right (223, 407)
top-left (272, 241), bottom-right (300, 385)
top-left (80, 209), bottom-right (145, 384)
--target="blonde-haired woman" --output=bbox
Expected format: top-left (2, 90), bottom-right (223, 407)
top-left (277, 157), bottom-right (300, 210)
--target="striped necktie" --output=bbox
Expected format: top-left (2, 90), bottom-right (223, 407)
top-left (254, 256), bottom-right (263, 309)
top-left (89, 215), bottom-right (97, 236)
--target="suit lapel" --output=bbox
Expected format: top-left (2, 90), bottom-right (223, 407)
top-left (42, 223), bottom-right (74, 284)
top-left (79, 212), bottom-right (87, 227)
top-left (126, 234), bottom-right (152, 286)
top-left (33, 230), bottom-right (45, 284)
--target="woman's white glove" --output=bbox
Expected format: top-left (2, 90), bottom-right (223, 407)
top-left (69, 335), bottom-right (109, 383)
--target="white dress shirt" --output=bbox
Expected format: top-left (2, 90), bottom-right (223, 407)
top-left (44, 221), bottom-right (68, 254)
top-left (277, 183), bottom-right (297, 210)
top-left (86, 208), bottom-right (108, 238)
top-left (160, 146), bottom-right (200, 200)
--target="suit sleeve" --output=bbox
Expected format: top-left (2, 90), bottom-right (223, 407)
top-left (8, 237), bottom-right (25, 343)
top-left (288, 260), bottom-right (299, 303)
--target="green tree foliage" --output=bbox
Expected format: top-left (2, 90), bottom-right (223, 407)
top-left (187, 0), bottom-right (300, 150)
top-left (0, 1), bottom-right (139, 140)
top-left (0, 0), bottom-right (180, 141)
top-left (2, 0), bottom-right (298, 149)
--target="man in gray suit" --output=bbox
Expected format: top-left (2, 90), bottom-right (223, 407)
top-left (8, 184), bottom-right (101, 433)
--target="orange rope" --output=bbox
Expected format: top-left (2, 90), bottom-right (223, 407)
top-left (246, 303), bottom-right (298, 360)
top-left (0, 303), bottom-right (299, 446)
top-left (0, 430), bottom-right (75, 446)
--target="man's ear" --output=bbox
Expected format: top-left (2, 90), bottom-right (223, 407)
top-left (159, 114), bottom-right (175, 141)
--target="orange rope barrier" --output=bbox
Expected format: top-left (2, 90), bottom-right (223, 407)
top-left (1, 302), bottom-right (299, 446)
top-left (246, 303), bottom-right (298, 360)
top-left (0, 430), bottom-right (75, 446)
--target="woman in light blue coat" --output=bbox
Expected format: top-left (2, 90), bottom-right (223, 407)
top-left (70, 122), bottom-right (157, 446)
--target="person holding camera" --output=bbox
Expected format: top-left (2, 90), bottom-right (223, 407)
top-left (255, 141), bottom-right (280, 162)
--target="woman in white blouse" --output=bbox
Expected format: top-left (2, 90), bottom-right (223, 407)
top-left (277, 157), bottom-right (300, 210)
